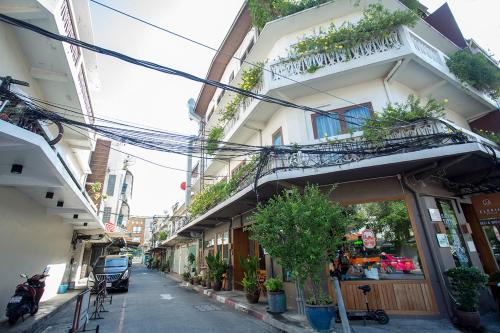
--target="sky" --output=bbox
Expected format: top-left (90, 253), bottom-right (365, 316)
top-left (88, 0), bottom-right (500, 217)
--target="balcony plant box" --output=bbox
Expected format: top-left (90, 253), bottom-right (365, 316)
top-left (264, 278), bottom-right (286, 313)
top-left (445, 267), bottom-right (488, 329)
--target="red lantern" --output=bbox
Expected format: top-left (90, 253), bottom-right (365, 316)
top-left (180, 181), bottom-right (187, 190)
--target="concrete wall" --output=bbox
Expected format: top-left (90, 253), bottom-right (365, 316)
top-left (0, 187), bottom-right (74, 319)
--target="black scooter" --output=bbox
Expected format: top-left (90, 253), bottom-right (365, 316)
top-left (337, 285), bottom-right (389, 325)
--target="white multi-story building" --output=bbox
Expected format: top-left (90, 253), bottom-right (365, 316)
top-left (0, 0), bottom-right (103, 315)
top-left (169, 0), bottom-right (499, 319)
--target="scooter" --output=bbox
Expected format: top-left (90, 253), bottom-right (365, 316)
top-left (6, 268), bottom-right (49, 325)
top-left (338, 285), bottom-right (389, 325)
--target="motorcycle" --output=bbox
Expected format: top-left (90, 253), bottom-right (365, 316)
top-left (6, 268), bottom-right (49, 325)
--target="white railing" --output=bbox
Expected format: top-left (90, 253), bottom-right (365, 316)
top-left (269, 30), bottom-right (402, 80)
top-left (77, 67), bottom-right (94, 122)
top-left (406, 29), bottom-right (446, 67)
top-left (60, 0), bottom-right (80, 66)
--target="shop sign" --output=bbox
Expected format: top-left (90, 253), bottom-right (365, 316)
top-left (436, 233), bottom-right (450, 248)
top-left (471, 193), bottom-right (500, 223)
top-left (428, 208), bottom-right (442, 222)
top-left (479, 219), bottom-right (500, 226)
top-left (361, 229), bottom-right (376, 249)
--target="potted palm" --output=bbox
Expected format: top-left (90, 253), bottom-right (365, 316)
top-left (239, 256), bottom-right (260, 303)
top-left (206, 253), bottom-right (227, 291)
top-left (247, 185), bottom-right (351, 332)
top-left (182, 271), bottom-right (191, 282)
top-left (264, 278), bottom-right (286, 313)
top-left (445, 267), bottom-right (488, 329)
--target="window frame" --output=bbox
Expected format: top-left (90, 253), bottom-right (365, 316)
top-left (272, 127), bottom-right (284, 146)
top-left (311, 102), bottom-right (374, 139)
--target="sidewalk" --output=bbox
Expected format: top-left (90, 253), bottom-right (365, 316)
top-left (162, 272), bottom-right (479, 333)
top-left (0, 291), bottom-right (78, 333)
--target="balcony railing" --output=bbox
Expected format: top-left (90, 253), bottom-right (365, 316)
top-left (60, 0), bottom-right (81, 66)
top-left (269, 30), bottom-right (402, 80)
top-left (77, 68), bottom-right (95, 122)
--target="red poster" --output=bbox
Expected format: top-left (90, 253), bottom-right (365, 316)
top-left (362, 229), bottom-right (376, 249)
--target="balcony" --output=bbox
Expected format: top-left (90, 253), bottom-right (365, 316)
top-left (212, 25), bottom-right (497, 155)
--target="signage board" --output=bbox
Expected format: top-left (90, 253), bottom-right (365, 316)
top-left (436, 233), bottom-right (450, 248)
top-left (471, 193), bottom-right (500, 223)
top-left (428, 208), bottom-right (442, 222)
top-left (361, 229), bottom-right (376, 249)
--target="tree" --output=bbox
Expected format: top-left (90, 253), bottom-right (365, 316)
top-left (246, 185), bottom-right (352, 304)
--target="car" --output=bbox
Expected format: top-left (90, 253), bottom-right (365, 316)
top-left (380, 253), bottom-right (416, 273)
top-left (91, 255), bottom-right (130, 292)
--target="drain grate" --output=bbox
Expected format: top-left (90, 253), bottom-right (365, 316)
top-left (193, 304), bottom-right (221, 312)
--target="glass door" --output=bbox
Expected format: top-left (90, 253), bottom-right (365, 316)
top-left (482, 224), bottom-right (500, 268)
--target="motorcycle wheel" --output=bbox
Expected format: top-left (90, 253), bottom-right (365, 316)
top-left (30, 303), bottom-right (39, 315)
top-left (375, 310), bottom-right (389, 324)
top-left (8, 314), bottom-right (20, 325)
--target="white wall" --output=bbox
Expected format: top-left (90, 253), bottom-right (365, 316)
top-left (0, 187), bottom-right (74, 319)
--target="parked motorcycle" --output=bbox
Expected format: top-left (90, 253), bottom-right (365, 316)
top-left (6, 268), bottom-right (49, 325)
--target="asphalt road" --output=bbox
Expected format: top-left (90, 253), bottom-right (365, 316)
top-left (42, 264), bottom-right (277, 333)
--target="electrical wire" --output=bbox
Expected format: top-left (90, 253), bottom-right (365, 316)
top-left (0, 13), bottom-right (381, 129)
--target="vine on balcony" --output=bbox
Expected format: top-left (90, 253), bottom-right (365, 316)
top-left (289, 4), bottom-right (418, 67)
top-left (188, 157), bottom-right (257, 217)
top-left (475, 129), bottom-right (500, 146)
top-left (220, 64), bottom-right (264, 123)
top-left (446, 50), bottom-right (500, 99)
top-left (361, 95), bottom-right (446, 143)
top-left (248, 0), bottom-right (332, 30)
top-left (206, 126), bottom-right (224, 155)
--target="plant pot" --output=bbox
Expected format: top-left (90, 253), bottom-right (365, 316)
top-left (193, 278), bottom-right (200, 285)
top-left (213, 280), bottom-right (222, 291)
top-left (305, 304), bottom-right (336, 332)
top-left (267, 291), bottom-right (286, 313)
top-left (245, 290), bottom-right (260, 304)
top-left (207, 281), bottom-right (212, 289)
top-left (455, 309), bottom-right (480, 329)
top-left (189, 278), bottom-right (194, 284)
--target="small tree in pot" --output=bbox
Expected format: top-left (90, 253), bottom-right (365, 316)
top-left (445, 267), bottom-right (488, 329)
top-left (239, 256), bottom-right (260, 303)
top-left (247, 185), bottom-right (351, 331)
top-left (264, 278), bottom-right (286, 313)
top-left (206, 253), bottom-right (227, 291)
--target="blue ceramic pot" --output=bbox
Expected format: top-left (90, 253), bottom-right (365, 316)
top-left (305, 304), bottom-right (335, 332)
top-left (267, 291), bottom-right (286, 313)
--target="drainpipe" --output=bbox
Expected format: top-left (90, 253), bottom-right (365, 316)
top-left (401, 174), bottom-right (454, 318)
top-left (186, 98), bottom-right (203, 208)
top-left (383, 59), bottom-right (403, 104)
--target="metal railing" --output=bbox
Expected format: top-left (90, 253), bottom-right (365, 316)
top-left (60, 0), bottom-right (81, 66)
top-left (78, 68), bottom-right (95, 122)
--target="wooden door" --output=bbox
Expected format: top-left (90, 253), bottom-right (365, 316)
top-left (232, 228), bottom-right (249, 291)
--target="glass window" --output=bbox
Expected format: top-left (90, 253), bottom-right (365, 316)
top-left (436, 199), bottom-right (471, 267)
top-left (272, 129), bottom-right (283, 146)
top-left (337, 200), bottom-right (424, 281)
top-left (106, 175), bottom-right (116, 196)
top-left (344, 106), bottom-right (370, 130)
top-left (314, 113), bottom-right (341, 138)
top-left (483, 225), bottom-right (500, 268)
top-left (102, 207), bottom-right (112, 223)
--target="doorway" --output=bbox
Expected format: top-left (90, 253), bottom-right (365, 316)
top-left (232, 228), bottom-right (266, 291)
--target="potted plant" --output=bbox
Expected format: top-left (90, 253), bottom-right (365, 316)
top-left (247, 185), bottom-right (351, 331)
top-left (188, 252), bottom-right (196, 272)
top-left (445, 267), bottom-right (488, 329)
top-left (193, 275), bottom-right (201, 285)
top-left (488, 271), bottom-right (500, 318)
top-left (182, 271), bottom-right (191, 282)
top-left (264, 278), bottom-right (286, 313)
top-left (206, 253), bottom-right (226, 291)
top-left (239, 256), bottom-right (260, 303)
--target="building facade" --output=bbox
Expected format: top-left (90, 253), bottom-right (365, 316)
top-left (127, 216), bottom-right (146, 246)
top-left (165, 0), bottom-right (499, 318)
top-left (0, 0), bottom-right (104, 317)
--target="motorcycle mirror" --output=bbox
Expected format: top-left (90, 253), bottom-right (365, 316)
top-left (20, 274), bottom-right (28, 278)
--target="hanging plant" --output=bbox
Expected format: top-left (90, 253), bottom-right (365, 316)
top-left (220, 64), bottom-right (264, 123)
top-left (446, 49), bottom-right (500, 99)
top-left (206, 126), bottom-right (224, 155)
top-left (290, 4), bottom-right (417, 60)
top-left (475, 129), bottom-right (500, 145)
top-left (361, 95), bottom-right (446, 144)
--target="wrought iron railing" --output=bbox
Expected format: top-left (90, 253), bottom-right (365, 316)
top-left (60, 0), bottom-right (81, 66)
top-left (269, 30), bottom-right (402, 80)
top-left (77, 68), bottom-right (95, 122)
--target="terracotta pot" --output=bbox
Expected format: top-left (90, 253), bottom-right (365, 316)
top-left (455, 309), bottom-right (480, 329)
top-left (245, 289), bottom-right (260, 304)
top-left (213, 280), bottom-right (222, 291)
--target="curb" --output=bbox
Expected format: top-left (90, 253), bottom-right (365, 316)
top-left (162, 272), bottom-right (311, 333)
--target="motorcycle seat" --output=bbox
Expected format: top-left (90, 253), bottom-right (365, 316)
top-left (358, 285), bottom-right (371, 293)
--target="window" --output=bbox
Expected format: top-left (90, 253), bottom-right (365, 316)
top-left (240, 39), bottom-right (254, 64)
top-left (106, 175), bottom-right (116, 196)
top-left (228, 71), bottom-right (235, 84)
top-left (272, 128), bottom-right (283, 146)
top-left (216, 232), bottom-right (230, 263)
top-left (102, 207), bottom-right (112, 223)
top-left (117, 214), bottom-right (124, 226)
top-left (216, 90), bottom-right (225, 105)
top-left (121, 183), bottom-right (128, 195)
top-left (337, 199), bottom-right (424, 281)
top-left (311, 103), bottom-right (372, 139)
top-left (133, 226), bottom-right (142, 233)
top-left (132, 237), bottom-right (141, 243)
top-left (207, 107), bottom-right (215, 121)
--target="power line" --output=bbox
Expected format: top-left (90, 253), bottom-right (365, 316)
top-left (89, 0), bottom-right (376, 122)
top-left (0, 13), bottom-right (379, 129)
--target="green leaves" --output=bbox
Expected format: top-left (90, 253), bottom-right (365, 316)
top-left (158, 230), bottom-right (169, 241)
top-left (206, 126), bottom-right (224, 155)
top-left (247, 184), bottom-right (353, 303)
top-left (446, 49), bottom-right (500, 99)
top-left (361, 94), bottom-right (446, 144)
top-left (205, 252), bottom-right (228, 282)
top-left (290, 4), bottom-right (418, 61)
top-left (445, 267), bottom-right (488, 312)
top-left (240, 256), bottom-right (260, 293)
top-left (264, 277), bottom-right (284, 292)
